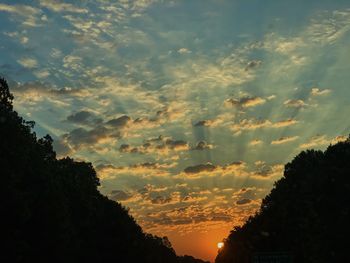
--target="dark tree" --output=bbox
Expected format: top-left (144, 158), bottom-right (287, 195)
top-left (216, 139), bottom-right (350, 263)
top-left (0, 77), bottom-right (13, 110)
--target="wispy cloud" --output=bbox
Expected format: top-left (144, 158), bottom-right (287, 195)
top-left (0, 3), bottom-right (42, 26)
top-left (17, 57), bottom-right (38, 68)
top-left (39, 0), bottom-right (88, 13)
top-left (283, 99), bottom-right (307, 108)
top-left (271, 136), bottom-right (299, 145)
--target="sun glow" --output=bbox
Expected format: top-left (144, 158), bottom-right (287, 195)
top-left (217, 242), bottom-right (224, 249)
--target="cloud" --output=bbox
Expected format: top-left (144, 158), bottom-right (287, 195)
top-left (231, 119), bottom-right (271, 132)
top-left (271, 119), bottom-right (298, 128)
top-left (300, 135), bottom-right (328, 149)
top-left (34, 69), bottom-right (50, 79)
top-left (4, 31), bottom-right (29, 44)
top-left (17, 57), bottom-right (38, 68)
top-left (164, 138), bottom-right (189, 151)
top-left (182, 161), bottom-right (245, 178)
top-left (66, 110), bottom-right (102, 126)
top-left (0, 3), bottom-right (39, 16)
top-left (177, 48), bottom-right (191, 54)
top-left (236, 198), bottom-right (252, 205)
top-left (39, 0), bottom-right (88, 13)
top-left (283, 99), bottom-right (307, 108)
top-left (119, 144), bottom-right (140, 154)
top-left (271, 136), bottom-right (299, 145)
top-left (96, 162), bottom-right (171, 180)
top-left (244, 60), bottom-right (262, 71)
top-left (192, 141), bottom-right (213, 151)
top-left (184, 163), bottom-right (216, 174)
top-left (274, 38), bottom-right (305, 54)
top-left (62, 126), bottom-right (119, 150)
top-left (193, 118), bottom-right (223, 127)
top-left (305, 9), bottom-right (350, 44)
top-left (62, 113), bottom-right (168, 151)
top-left (331, 135), bottom-right (348, 144)
top-left (53, 138), bottom-right (72, 157)
top-left (252, 161), bottom-right (284, 179)
top-left (150, 195), bottom-right (173, 205)
top-left (226, 96), bottom-right (266, 108)
top-left (300, 134), bottom-right (348, 149)
top-left (0, 3), bottom-right (41, 26)
top-left (230, 118), bottom-right (297, 133)
top-left (194, 120), bottom-right (211, 127)
top-left (118, 135), bottom-right (189, 155)
top-left (109, 190), bottom-right (132, 201)
top-left (106, 115), bottom-right (131, 128)
top-left (12, 81), bottom-right (90, 98)
top-left (311, 88), bottom-right (331, 96)
top-left (249, 139), bottom-right (263, 146)
top-left (63, 55), bottom-right (83, 71)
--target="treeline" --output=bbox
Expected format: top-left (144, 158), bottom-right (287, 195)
top-left (216, 136), bottom-right (350, 262)
top-left (0, 78), bottom-right (208, 263)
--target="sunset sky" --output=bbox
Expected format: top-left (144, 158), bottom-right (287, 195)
top-left (1, 0), bottom-right (350, 261)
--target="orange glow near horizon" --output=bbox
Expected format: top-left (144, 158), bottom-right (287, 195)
top-left (159, 224), bottom-right (232, 262)
top-left (217, 242), bottom-right (224, 249)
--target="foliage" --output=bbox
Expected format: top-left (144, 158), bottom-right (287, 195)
top-left (0, 78), bottom-right (208, 263)
top-left (216, 139), bottom-right (350, 262)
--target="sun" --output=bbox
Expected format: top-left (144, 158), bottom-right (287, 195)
top-left (217, 242), bottom-right (224, 249)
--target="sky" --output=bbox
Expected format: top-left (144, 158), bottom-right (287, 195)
top-left (1, 0), bottom-right (350, 261)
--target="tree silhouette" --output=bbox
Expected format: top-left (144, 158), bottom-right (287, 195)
top-left (0, 78), bottom-right (208, 263)
top-left (0, 77), bottom-right (13, 110)
top-left (216, 140), bottom-right (350, 263)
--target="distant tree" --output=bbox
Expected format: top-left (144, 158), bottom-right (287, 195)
top-left (216, 139), bottom-right (350, 263)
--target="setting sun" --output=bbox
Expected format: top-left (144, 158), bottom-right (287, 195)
top-left (217, 242), bottom-right (224, 249)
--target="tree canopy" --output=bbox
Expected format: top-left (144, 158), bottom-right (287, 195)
top-left (0, 78), bottom-right (208, 263)
top-left (215, 137), bottom-right (350, 262)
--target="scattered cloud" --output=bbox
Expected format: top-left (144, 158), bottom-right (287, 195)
top-left (271, 136), bottom-right (299, 145)
top-left (191, 141), bottom-right (213, 151)
top-left (66, 110), bottom-right (102, 126)
top-left (225, 96), bottom-right (266, 108)
top-left (34, 69), bottom-right (50, 78)
top-left (12, 81), bottom-right (90, 98)
top-left (193, 119), bottom-right (223, 127)
top-left (284, 99), bottom-right (307, 108)
top-left (118, 135), bottom-right (189, 155)
top-left (184, 163), bottom-right (216, 174)
top-left (249, 139), bottom-right (263, 146)
top-left (272, 119), bottom-right (298, 128)
top-left (311, 87), bottom-right (331, 96)
top-left (252, 161), bottom-right (284, 179)
top-left (299, 135), bottom-right (328, 149)
top-left (96, 162), bottom-right (172, 180)
top-left (0, 3), bottom-right (42, 26)
top-left (181, 161), bottom-right (245, 178)
top-left (300, 134), bottom-right (348, 149)
top-left (236, 198), bottom-right (252, 205)
top-left (231, 118), bottom-right (298, 133)
top-left (39, 0), bottom-right (88, 13)
top-left (106, 115), bottom-right (131, 128)
top-left (17, 57), bottom-right (38, 68)
top-left (177, 48), bottom-right (191, 54)
top-left (109, 190), bottom-right (132, 201)
top-left (331, 135), bottom-right (348, 144)
top-left (244, 60), bottom-right (262, 71)
top-left (62, 126), bottom-right (119, 150)
top-left (231, 119), bottom-right (271, 132)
